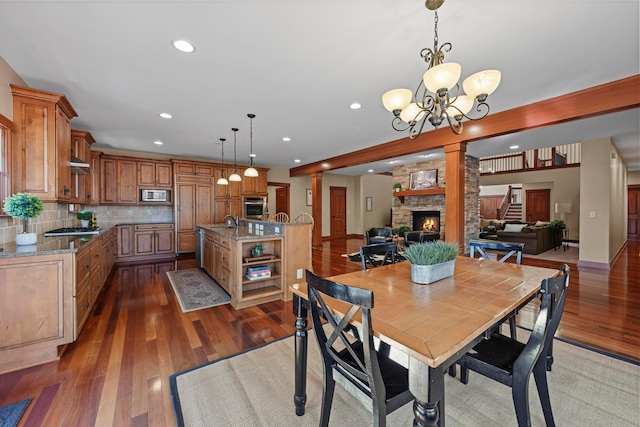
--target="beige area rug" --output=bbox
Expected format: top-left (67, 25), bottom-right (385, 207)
top-left (170, 329), bottom-right (639, 426)
top-left (166, 268), bottom-right (231, 313)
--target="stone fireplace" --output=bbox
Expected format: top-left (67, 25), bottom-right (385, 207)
top-left (412, 210), bottom-right (441, 232)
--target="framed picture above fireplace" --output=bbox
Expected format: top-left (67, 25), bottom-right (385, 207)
top-left (409, 169), bottom-right (438, 190)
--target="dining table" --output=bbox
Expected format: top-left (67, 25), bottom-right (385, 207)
top-left (289, 256), bottom-right (558, 427)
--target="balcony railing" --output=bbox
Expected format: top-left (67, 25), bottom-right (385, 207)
top-left (479, 142), bottom-right (581, 175)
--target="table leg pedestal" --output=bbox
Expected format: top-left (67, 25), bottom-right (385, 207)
top-left (293, 294), bottom-right (308, 416)
top-left (409, 358), bottom-right (444, 427)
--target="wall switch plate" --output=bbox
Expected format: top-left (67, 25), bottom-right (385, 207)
top-left (297, 269), bottom-right (303, 279)
top-left (589, 211), bottom-right (596, 218)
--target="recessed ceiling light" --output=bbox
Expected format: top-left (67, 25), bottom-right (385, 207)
top-left (294, 159), bottom-right (301, 163)
top-left (160, 113), bottom-right (172, 119)
top-left (510, 145), bottom-right (519, 149)
top-left (388, 160), bottom-right (398, 164)
top-left (349, 103), bottom-right (362, 110)
top-left (368, 169), bottom-right (374, 173)
top-left (421, 154), bottom-right (433, 158)
top-left (154, 141), bottom-right (163, 145)
top-left (321, 163), bottom-right (330, 168)
top-left (283, 137), bottom-right (291, 142)
top-left (172, 39), bottom-right (195, 53)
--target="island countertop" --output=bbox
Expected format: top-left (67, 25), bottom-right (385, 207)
top-left (196, 224), bottom-right (282, 240)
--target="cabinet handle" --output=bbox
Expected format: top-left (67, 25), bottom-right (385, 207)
top-left (83, 264), bottom-right (90, 270)
top-left (83, 302), bottom-right (90, 311)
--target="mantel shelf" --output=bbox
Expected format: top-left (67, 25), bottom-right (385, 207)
top-left (394, 188), bottom-right (445, 203)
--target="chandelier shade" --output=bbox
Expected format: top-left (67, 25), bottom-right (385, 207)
top-left (381, 0), bottom-right (500, 137)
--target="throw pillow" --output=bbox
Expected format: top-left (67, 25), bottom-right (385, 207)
top-left (535, 220), bottom-right (551, 227)
top-left (504, 223), bottom-right (527, 232)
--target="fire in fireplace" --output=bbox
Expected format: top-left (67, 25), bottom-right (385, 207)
top-left (412, 211), bottom-right (441, 232)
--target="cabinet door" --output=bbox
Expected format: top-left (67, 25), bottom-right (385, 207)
top-left (256, 172), bottom-right (268, 195)
top-left (241, 171), bottom-right (256, 195)
top-left (69, 132), bottom-right (84, 203)
top-left (228, 167), bottom-right (241, 198)
top-left (202, 236), bottom-right (215, 277)
top-left (176, 183), bottom-right (196, 233)
top-left (155, 163), bottom-right (173, 187)
top-left (88, 151), bottom-right (101, 205)
top-left (117, 225), bottom-right (134, 257)
top-left (101, 158), bottom-right (118, 204)
top-left (137, 162), bottom-right (156, 186)
top-left (229, 199), bottom-right (242, 218)
top-left (196, 164), bottom-right (214, 176)
top-left (134, 231), bottom-right (155, 256)
top-left (56, 107), bottom-right (72, 200)
top-left (214, 199), bottom-right (229, 224)
top-left (118, 160), bottom-right (138, 204)
top-left (214, 167), bottom-right (229, 198)
top-left (155, 229), bottom-right (175, 254)
top-left (196, 183), bottom-right (214, 225)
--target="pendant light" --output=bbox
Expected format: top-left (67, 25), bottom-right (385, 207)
top-left (216, 138), bottom-right (228, 185)
top-left (228, 127), bottom-right (242, 182)
top-left (244, 113), bottom-right (259, 177)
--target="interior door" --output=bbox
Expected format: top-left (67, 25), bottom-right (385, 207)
top-left (330, 186), bottom-right (346, 238)
top-left (525, 189), bottom-right (550, 222)
top-left (275, 187), bottom-right (289, 215)
top-left (629, 186), bottom-right (640, 240)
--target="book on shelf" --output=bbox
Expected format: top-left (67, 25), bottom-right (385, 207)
top-left (247, 265), bottom-right (270, 273)
top-left (245, 271), bottom-right (272, 280)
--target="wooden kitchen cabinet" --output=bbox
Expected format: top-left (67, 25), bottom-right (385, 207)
top-left (10, 85), bottom-right (78, 201)
top-left (101, 156), bottom-right (137, 204)
top-left (172, 160), bottom-right (215, 176)
top-left (213, 198), bottom-right (242, 224)
top-left (202, 231), bottom-right (215, 278)
top-left (175, 175), bottom-right (214, 254)
top-left (116, 225), bottom-right (134, 258)
top-left (87, 150), bottom-right (102, 205)
top-left (240, 167), bottom-right (269, 195)
top-left (133, 224), bottom-right (174, 257)
top-left (70, 130), bottom-right (95, 204)
top-left (137, 160), bottom-right (172, 187)
top-left (0, 253), bottom-right (74, 375)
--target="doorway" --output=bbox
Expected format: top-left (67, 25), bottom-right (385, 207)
top-left (629, 185), bottom-right (640, 240)
top-left (275, 187), bottom-right (289, 216)
top-left (330, 186), bottom-right (346, 238)
top-left (526, 189), bottom-right (550, 222)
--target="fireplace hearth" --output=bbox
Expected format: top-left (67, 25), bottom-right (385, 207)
top-left (412, 211), bottom-right (441, 232)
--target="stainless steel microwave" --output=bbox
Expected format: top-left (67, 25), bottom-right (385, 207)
top-left (141, 189), bottom-right (169, 202)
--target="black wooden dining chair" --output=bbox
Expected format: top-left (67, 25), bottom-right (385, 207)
top-left (306, 270), bottom-right (413, 427)
top-left (454, 264), bottom-right (570, 427)
top-left (359, 242), bottom-right (397, 270)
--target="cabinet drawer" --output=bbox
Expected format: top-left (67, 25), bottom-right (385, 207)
top-left (220, 248), bottom-right (230, 269)
top-left (219, 267), bottom-right (230, 294)
top-left (90, 241), bottom-right (101, 271)
top-left (219, 235), bottom-right (230, 248)
top-left (76, 249), bottom-right (92, 288)
top-left (75, 280), bottom-right (91, 334)
top-left (134, 223), bottom-right (174, 231)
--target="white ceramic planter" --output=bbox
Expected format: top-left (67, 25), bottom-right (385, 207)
top-left (410, 260), bottom-right (455, 285)
top-left (15, 232), bottom-right (37, 246)
top-left (80, 219), bottom-right (90, 228)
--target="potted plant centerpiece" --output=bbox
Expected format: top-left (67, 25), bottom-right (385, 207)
top-left (77, 210), bottom-right (93, 228)
top-left (3, 192), bottom-right (44, 245)
top-left (393, 183), bottom-right (403, 192)
top-left (402, 240), bottom-right (459, 284)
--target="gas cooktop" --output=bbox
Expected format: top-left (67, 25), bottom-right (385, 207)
top-left (44, 227), bottom-right (102, 236)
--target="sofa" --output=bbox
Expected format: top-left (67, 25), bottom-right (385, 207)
top-left (493, 221), bottom-right (557, 255)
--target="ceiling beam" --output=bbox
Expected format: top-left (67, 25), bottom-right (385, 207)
top-left (289, 75), bottom-right (640, 177)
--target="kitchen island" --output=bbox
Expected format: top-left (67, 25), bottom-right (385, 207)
top-left (197, 219), bottom-right (312, 309)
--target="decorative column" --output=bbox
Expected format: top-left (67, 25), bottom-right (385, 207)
top-left (311, 172), bottom-right (323, 248)
top-left (444, 142), bottom-right (466, 247)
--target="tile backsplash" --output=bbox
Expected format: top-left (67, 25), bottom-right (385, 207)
top-left (0, 203), bottom-right (174, 244)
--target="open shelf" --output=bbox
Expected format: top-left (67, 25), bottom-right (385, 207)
top-left (242, 285), bottom-right (282, 300)
top-left (394, 188), bottom-right (445, 203)
top-left (242, 274), bottom-right (282, 285)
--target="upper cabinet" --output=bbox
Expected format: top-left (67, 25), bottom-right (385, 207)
top-left (11, 85), bottom-right (78, 202)
top-left (69, 129), bottom-right (95, 204)
top-left (172, 160), bottom-right (214, 177)
top-left (100, 155), bottom-right (137, 205)
top-left (240, 167), bottom-right (269, 195)
top-left (137, 160), bottom-right (172, 187)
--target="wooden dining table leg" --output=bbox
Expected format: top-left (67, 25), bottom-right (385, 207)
top-left (293, 294), bottom-right (308, 416)
top-left (409, 358), bottom-right (445, 427)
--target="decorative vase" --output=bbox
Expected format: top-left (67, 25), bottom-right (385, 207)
top-left (252, 246), bottom-right (263, 257)
top-left (410, 260), bottom-right (455, 285)
top-left (15, 232), bottom-right (37, 246)
top-left (80, 219), bottom-right (90, 228)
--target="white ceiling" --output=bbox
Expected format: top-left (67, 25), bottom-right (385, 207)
top-left (1, 0), bottom-right (638, 175)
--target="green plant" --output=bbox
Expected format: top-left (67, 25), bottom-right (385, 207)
top-left (393, 183), bottom-right (403, 189)
top-left (3, 192), bottom-right (44, 233)
top-left (402, 241), bottom-right (459, 265)
top-left (394, 226), bottom-right (412, 237)
top-left (77, 210), bottom-right (93, 220)
top-left (549, 219), bottom-right (566, 229)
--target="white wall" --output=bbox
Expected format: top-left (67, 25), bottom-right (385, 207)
top-left (266, 168), bottom-right (311, 221)
top-left (629, 171), bottom-right (640, 185)
top-left (361, 174), bottom-right (392, 231)
top-left (0, 56), bottom-right (26, 119)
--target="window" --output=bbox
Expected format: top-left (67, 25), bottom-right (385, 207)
top-left (0, 113), bottom-right (14, 213)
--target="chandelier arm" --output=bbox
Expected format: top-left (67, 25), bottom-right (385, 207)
top-left (471, 101), bottom-right (490, 120)
top-left (444, 113), bottom-right (463, 135)
top-left (391, 116), bottom-right (413, 132)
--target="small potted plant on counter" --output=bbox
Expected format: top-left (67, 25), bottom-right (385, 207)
top-left (77, 210), bottom-right (93, 228)
top-left (402, 240), bottom-right (459, 284)
top-left (3, 192), bottom-right (44, 245)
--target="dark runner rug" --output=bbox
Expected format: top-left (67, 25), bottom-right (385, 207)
top-left (166, 268), bottom-right (231, 313)
top-left (0, 399), bottom-right (31, 427)
top-left (342, 252), bottom-right (406, 266)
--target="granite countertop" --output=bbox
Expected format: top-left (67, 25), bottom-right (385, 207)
top-left (197, 224), bottom-right (282, 240)
top-left (0, 225), bottom-right (116, 258)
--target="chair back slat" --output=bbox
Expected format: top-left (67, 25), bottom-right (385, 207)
top-left (359, 243), bottom-right (397, 270)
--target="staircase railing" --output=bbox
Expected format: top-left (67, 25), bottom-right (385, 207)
top-left (498, 186), bottom-right (512, 220)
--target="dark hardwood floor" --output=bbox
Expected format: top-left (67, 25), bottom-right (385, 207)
top-left (1, 238), bottom-right (638, 426)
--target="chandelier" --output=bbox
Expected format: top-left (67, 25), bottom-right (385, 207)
top-left (244, 113), bottom-right (259, 177)
top-left (382, 0), bottom-right (501, 137)
top-left (216, 138), bottom-right (228, 185)
top-left (228, 127), bottom-right (242, 182)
